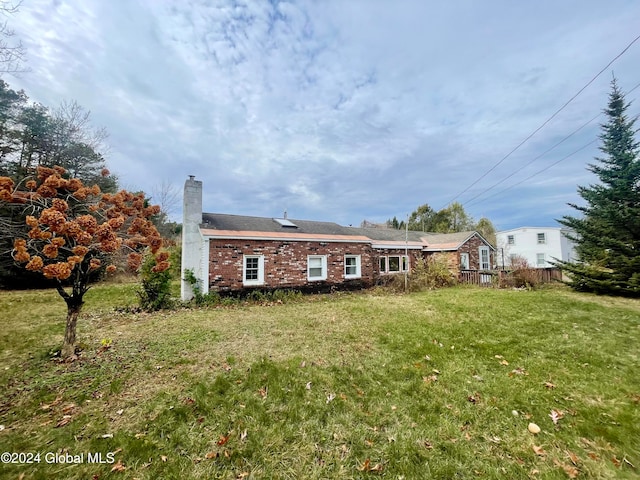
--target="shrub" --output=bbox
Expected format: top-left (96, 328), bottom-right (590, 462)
top-left (378, 255), bottom-right (456, 293)
top-left (137, 252), bottom-right (174, 311)
top-left (504, 256), bottom-right (543, 289)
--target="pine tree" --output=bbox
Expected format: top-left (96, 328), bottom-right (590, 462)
top-left (557, 79), bottom-right (640, 296)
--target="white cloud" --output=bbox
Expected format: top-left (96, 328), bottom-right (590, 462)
top-left (5, 0), bottom-right (640, 227)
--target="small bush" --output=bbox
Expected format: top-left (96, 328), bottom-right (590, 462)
top-left (503, 256), bottom-right (543, 289)
top-left (378, 255), bottom-right (457, 293)
top-left (137, 252), bottom-right (174, 311)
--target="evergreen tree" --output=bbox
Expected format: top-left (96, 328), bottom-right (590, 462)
top-left (557, 79), bottom-right (640, 296)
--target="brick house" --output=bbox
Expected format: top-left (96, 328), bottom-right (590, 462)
top-left (181, 177), bottom-right (495, 300)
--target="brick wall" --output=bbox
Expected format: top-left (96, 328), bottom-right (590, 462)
top-left (208, 239), bottom-right (374, 291)
top-left (458, 234), bottom-right (493, 270)
top-left (207, 235), bottom-right (494, 292)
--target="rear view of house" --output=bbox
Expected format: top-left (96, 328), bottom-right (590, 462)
top-left (181, 177), bottom-right (495, 300)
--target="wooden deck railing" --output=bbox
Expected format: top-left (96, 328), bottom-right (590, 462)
top-left (458, 268), bottom-right (562, 287)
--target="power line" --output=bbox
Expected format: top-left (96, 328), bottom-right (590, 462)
top-left (465, 79), bottom-right (640, 208)
top-left (443, 32), bottom-right (640, 208)
top-left (466, 139), bottom-right (598, 208)
top-left (462, 112), bottom-right (601, 206)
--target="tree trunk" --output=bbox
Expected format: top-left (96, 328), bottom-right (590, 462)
top-left (61, 302), bottom-right (82, 358)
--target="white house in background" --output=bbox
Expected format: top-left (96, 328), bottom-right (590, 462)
top-left (496, 227), bottom-right (577, 268)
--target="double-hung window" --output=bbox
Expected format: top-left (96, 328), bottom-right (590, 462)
top-left (536, 253), bottom-right (546, 267)
top-left (507, 235), bottom-right (515, 245)
top-left (344, 255), bottom-right (361, 279)
top-left (307, 255), bottom-right (327, 281)
top-left (243, 255), bottom-right (264, 286)
top-left (479, 247), bottom-right (490, 270)
top-left (537, 233), bottom-right (546, 244)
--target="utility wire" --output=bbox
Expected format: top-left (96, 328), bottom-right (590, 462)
top-left (443, 32), bottom-right (640, 208)
top-left (466, 139), bottom-right (598, 208)
top-left (462, 112), bottom-right (601, 206)
top-left (466, 79), bottom-right (640, 208)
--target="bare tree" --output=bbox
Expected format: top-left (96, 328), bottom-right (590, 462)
top-left (151, 180), bottom-right (180, 219)
top-left (0, 1), bottom-right (27, 75)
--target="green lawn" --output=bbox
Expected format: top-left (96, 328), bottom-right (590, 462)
top-left (0, 284), bottom-right (638, 479)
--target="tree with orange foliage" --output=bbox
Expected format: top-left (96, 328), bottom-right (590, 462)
top-left (0, 165), bottom-right (169, 358)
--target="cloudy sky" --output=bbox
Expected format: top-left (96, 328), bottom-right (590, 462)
top-left (6, 0), bottom-right (640, 230)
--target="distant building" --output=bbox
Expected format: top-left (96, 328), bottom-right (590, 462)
top-left (496, 227), bottom-right (577, 268)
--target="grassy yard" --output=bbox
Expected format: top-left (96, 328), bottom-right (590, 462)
top-left (0, 283), bottom-right (638, 479)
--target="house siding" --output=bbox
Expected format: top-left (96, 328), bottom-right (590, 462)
top-left (459, 234), bottom-right (493, 270)
top-left (208, 239), bottom-right (374, 291)
top-left (426, 234), bottom-right (493, 271)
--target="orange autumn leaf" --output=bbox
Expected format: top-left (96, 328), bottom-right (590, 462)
top-left (217, 433), bottom-right (231, 446)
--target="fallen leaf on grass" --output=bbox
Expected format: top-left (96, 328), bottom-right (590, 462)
top-left (357, 459), bottom-right (383, 473)
top-left (544, 382), bottom-right (556, 389)
top-left (217, 433), bottom-right (231, 446)
top-left (499, 360), bottom-right (509, 366)
top-left (258, 386), bottom-right (268, 398)
top-left (532, 445), bottom-right (546, 456)
top-left (110, 461), bottom-right (126, 472)
top-left (305, 382), bottom-right (312, 390)
top-left (566, 450), bottom-right (580, 466)
top-left (326, 393), bottom-right (336, 403)
top-left (205, 451), bottom-right (218, 460)
top-left (509, 367), bottom-right (528, 376)
top-left (467, 393), bottom-right (481, 404)
top-left (554, 459), bottom-right (579, 478)
top-left (55, 415), bottom-right (73, 428)
top-left (423, 375), bottom-right (438, 384)
top-left (550, 409), bottom-right (565, 425)
top-left (160, 455), bottom-right (167, 462)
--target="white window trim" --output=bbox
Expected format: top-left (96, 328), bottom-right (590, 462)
top-left (537, 233), bottom-right (546, 244)
top-left (307, 255), bottom-right (327, 281)
top-left (243, 255), bottom-right (265, 286)
top-left (479, 246), bottom-right (490, 270)
top-left (536, 253), bottom-right (546, 267)
top-left (344, 254), bottom-right (361, 279)
top-left (460, 252), bottom-right (470, 270)
top-left (379, 255), bottom-right (409, 274)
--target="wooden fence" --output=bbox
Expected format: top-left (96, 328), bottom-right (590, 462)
top-left (459, 267), bottom-right (562, 287)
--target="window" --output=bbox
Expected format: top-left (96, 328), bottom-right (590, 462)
top-left (344, 255), bottom-right (361, 278)
top-left (379, 256), bottom-right (387, 273)
top-left (460, 252), bottom-right (469, 270)
top-left (537, 233), bottom-right (546, 244)
top-left (479, 246), bottom-right (490, 270)
top-left (507, 235), bottom-right (515, 245)
top-left (379, 255), bottom-right (409, 273)
top-left (388, 256), bottom-right (401, 272)
top-left (307, 255), bottom-right (327, 281)
top-left (243, 255), bottom-right (264, 286)
top-left (536, 253), bottom-right (545, 267)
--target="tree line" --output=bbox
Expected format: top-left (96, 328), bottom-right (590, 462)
top-left (383, 201), bottom-right (497, 246)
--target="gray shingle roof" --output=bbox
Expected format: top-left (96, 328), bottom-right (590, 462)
top-left (202, 213), bottom-right (354, 236)
top-left (201, 213), bottom-right (491, 249)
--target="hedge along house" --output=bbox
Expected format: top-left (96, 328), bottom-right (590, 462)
top-left (181, 176), bottom-right (495, 300)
